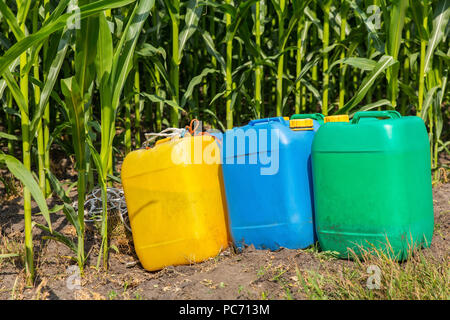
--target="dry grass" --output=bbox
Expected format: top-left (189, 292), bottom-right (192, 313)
top-left (0, 227), bottom-right (23, 268)
top-left (297, 246), bottom-right (449, 300)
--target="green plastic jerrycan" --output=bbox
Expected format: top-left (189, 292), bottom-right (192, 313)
top-left (312, 110), bottom-right (434, 260)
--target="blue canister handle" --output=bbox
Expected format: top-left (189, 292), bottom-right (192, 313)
top-left (249, 117), bottom-right (286, 126)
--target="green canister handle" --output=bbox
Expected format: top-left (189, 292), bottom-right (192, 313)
top-left (351, 110), bottom-right (401, 124)
top-left (291, 113), bottom-right (325, 121)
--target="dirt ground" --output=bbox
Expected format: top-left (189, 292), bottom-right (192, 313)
top-left (0, 175), bottom-right (448, 300)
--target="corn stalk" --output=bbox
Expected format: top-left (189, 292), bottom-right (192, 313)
top-left (96, 0), bottom-right (154, 268)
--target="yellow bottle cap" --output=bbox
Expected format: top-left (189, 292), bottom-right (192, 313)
top-left (324, 115), bottom-right (349, 123)
top-left (289, 119), bottom-right (314, 131)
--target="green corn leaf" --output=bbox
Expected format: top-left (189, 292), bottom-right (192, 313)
top-left (0, 132), bottom-right (19, 141)
top-left (2, 107), bottom-right (21, 118)
top-left (136, 43), bottom-right (167, 60)
top-left (436, 68), bottom-right (448, 107)
top-left (75, 15), bottom-right (99, 98)
top-left (197, 0), bottom-right (235, 17)
top-left (203, 109), bottom-right (226, 132)
top-left (293, 55), bottom-right (321, 85)
top-left (225, 0), bottom-right (259, 43)
top-left (437, 140), bottom-right (450, 154)
top-left (144, 57), bottom-right (175, 97)
top-left (46, 122), bottom-right (71, 153)
top-left (328, 57), bottom-right (378, 73)
top-left (270, 0), bottom-right (282, 19)
top-left (421, 85), bottom-right (440, 124)
top-left (16, 0), bottom-right (32, 26)
top-left (383, 0), bottom-right (408, 59)
top-left (163, 0), bottom-right (180, 21)
top-left (107, 174), bottom-right (122, 184)
top-left (85, 135), bottom-right (109, 268)
top-left (0, 1), bottom-right (25, 41)
top-left (339, 55), bottom-right (397, 114)
top-left (96, 0), bottom-right (155, 174)
top-left (382, 0), bottom-right (408, 106)
top-left (433, 69), bottom-right (447, 140)
top-left (304, 5), bottom-right (323, 39)
top-left (141, 92), bottom-right (185, 112)
top-left (201, 30), bottom-right (227, 76)
top-left (181, 68), bottom-right (217, 107)
top-left (231, 60), bottom-right (253, 78)
top-left (61, 204), bottom-right (82, 240)
top-left (0, 253), bottom-right (20, 259)
top-left (280, 10), bottom-right (305, 51)
top-left (398, 81), bottom-right (419, 105)
top-left (0, 154), bottom-right (52, 232)
top-left (2, 70), bottom-right (29, 122)
top-left (0, 58), bottom-right (20, 100)
top-left (111, 0), bottom-right (154, 112)
top-left (331, 3), bottom-right (350, 36)
top-left (178, 0), bottom-right (203, 60)
top-left (424, 0), bottom-right (450, 74)
top-left (300, 78), bottom-right (322, 103)
top-left (210, 90), bottom-right (227, 106)
top-left (27, 75), bottom-right (67, 111)
top-left (237, 19), bottom-right (263, 59)
top-left (0, 0), bottom-right (137, 76)
top-left (286, 55), bottom-right (321, 103)
top-left (86, 136), bottom-right (106, 188)
top-left (45, 170), bottom-right (82, 237)
top-left (61, 77), bottom-right (85, 172)
top-left (298, 20), bottom-right (311, 60)
top-left (435, 50), bottom-right (450, 65)
top-left (409, 0), bottom-right (430, 40)
top-left (96, 12), bottom-right (114, 110)
top-left (348, 100), bottom-right (393, 117)
top-left (34, 223), bottom-right (77, 254)
top-left (42, 0), bottom-right (72, 27)
top-left (46, 169), bottom-right (73, 204)
top-left (29, 29), bottom-right (71, 140)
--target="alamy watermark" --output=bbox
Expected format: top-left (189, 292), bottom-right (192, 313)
top-left (366, 265), bottom-right (381, 289)
top-left (66, 265), bottom-right (81, 290)
top-left (67, 0), bottom-right (81, 30)
top-left (367, 5), bottom-right (382, 30)
top-left (168, 121), bottom-right (280, 176)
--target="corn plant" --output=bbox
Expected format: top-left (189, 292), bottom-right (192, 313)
top-left (0, 0), bottom-right (449, 285)
top-left (338, 0), bottom-right (349, 109)
top-left (253, 0), bottom-right (264, 117)
top-left (320, 0), bottom-right (331, 115)
top-left (0, 151), bottom-right (52, 285)
top-left (225, 0), bottom-right (234, 127)
top-left (0, 0), bottom-right (141, 276)
top-left (381, 0), bottom-right (408, 108)
top-left (94, 0), bottom-right (154, 268)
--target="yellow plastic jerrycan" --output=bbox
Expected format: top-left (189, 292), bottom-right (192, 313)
top-left (121, 134), bottom-right (230, 271)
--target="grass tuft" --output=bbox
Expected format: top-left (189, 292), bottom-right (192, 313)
top-left (297, 245), bottom-right (449, 300)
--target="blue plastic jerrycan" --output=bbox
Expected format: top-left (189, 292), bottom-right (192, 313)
top-left (221, 116), bottom-right (321, 250)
